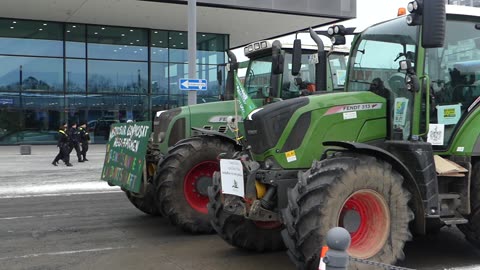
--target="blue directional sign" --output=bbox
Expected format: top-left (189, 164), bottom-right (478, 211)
top-left (179, 78), bottom-right (208, 91)
top-left (0, 98), bottom-right (14, 105)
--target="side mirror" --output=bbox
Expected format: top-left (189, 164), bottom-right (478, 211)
top-left (400, 60), bottom-right (420, 92)
top-left (272, 40), bottom-right (284, 75)
top-left (422, 0), bottom-right (445, 48)
top-left (407, 0), bottom-right (445, 48)
top-left (291, 39), bottom-right (302, 76)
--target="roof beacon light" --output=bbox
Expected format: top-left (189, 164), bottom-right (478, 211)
top-left (397, 7), bottom-right (406, 16)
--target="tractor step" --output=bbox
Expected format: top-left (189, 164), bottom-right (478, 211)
top-left (441, 217), bottom-right (468, 225)
top-left (438, 193), bottom-right (463, 217)
top-left (438, 193), bottom-right (460, 200)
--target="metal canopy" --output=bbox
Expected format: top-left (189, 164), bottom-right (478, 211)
top-left (0, 0), bottom-right (356, 47)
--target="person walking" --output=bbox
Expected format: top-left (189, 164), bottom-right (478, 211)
top-left (78, 122), bottom-right (90, 161)
top-left (52, 123), bottom-right (73, 166)
top-left (68, 122), bottom-right (83, 162)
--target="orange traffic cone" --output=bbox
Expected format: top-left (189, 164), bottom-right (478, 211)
top-left (318, 246), bottom-right (329, 270)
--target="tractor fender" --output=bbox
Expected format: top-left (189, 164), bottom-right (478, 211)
top-left (323, 141), bottom-right (426, 234)
top-left (190, 127), bottom-right (241, 150)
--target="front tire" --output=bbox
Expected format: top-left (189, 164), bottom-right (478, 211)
top-left (207, 172), bottom-right (285, 252)
top-left (155, 136), bottom-right (235, 233)
top-left (282, 155), bottom-right (412, 270)
top-left (125, 182), bottom-right (161, 216)
top-left (458, 162), bottom-right (480, 247)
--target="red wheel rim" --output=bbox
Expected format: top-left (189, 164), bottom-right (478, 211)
top-left (184, 160), bottom-right (219, 214)
top-left (338, 189), bottom-right (390, 259)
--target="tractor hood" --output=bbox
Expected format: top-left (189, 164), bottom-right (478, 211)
top-left (244, 91), bottom-right (388, 164)
top-left (186, 100), bottom-right (241, 129)
top-left (306, 91), bottom-right (386, 112)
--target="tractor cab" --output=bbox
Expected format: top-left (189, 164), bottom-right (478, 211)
top-left (242, 39), bottom-right (349, 102)
top-left (347, 6), bottom-right (480, 146)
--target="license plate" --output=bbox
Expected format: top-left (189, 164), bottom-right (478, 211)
top-left (220, 159), bottom-right (245, 197)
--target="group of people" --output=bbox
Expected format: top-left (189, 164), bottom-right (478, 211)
top-left (52, 122), bottom-right (90, 167)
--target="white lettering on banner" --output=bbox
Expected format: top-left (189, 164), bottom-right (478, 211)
top-left (113, 137), bottom-right (140, 152)
top-left (126, 125), bottom-right (150, 139)
top-left (109, 124), bottom-right (150, 143)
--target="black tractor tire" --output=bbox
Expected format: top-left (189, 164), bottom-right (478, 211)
top-left (124, 144), bottom-right (162, 216)
top-left (207, 172), bottom-right (285, 252)
top-left (458, 162), bottom-right (480, 247)
top-left (155, 136), bottom-right (235, 234)
top-left (281, 155), bottom-right (413, 270)
top-left (125, 182), bottom-right (161, 216)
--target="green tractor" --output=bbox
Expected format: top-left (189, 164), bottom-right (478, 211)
top-left (123, 33), bottom-right (349, 233)
top-left (206, 2), bottom-right (480, 268)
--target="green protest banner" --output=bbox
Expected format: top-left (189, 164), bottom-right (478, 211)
top-left (101, 121), bottom-right (151, 193)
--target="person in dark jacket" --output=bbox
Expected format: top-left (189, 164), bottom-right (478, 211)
top-left (78, 123), bottom-right (90, 161)
top-left (52, 123), bottom-right (73, 166)
top-left (68, 122), bottom-right (83, 162)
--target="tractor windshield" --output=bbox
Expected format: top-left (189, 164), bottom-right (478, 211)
top-left (245, 51), bottom-right (319, 99)
top-left (348, 17), bottom-right (418, 95)
top-left (329, 52), bottom-right (349, 89)
top-left (245, 55), bottom-right (273, 97)
top-left (348, 17), bottom-right (418, 139)
top-left (425, 15), bottom-right (480, 147)
top-left (281, 51), bottom-right (317, 99)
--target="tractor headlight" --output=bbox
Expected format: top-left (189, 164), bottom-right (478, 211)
top-left (407, 0), bottom-right (421, 13)
top-left (327, 27), bottom-right (334, 36)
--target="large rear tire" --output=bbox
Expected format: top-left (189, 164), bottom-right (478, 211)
top-left (155, 136), bottom-right (235, 233)
top-left (125, 144), bottom-right (162, 216)
top-left (207, 172), bottom-right (285, 252)
top-left (282, 155), bottom-right (412, 270)
top-left (458, 162), bottom-right (480, 247)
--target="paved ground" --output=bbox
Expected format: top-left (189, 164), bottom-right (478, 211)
top-left (1, 145), bottom-right (480, 270)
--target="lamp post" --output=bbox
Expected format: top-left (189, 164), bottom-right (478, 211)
top-left (187, 0), bottom-right (197, 105)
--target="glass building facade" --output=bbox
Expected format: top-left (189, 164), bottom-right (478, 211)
top-left (0, 18), bottom-right (228, 144)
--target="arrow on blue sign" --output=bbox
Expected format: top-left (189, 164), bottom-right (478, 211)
top-left (179, 78), bottom-right (208, 91)
top-left (0, 98), bottom-right (14, 105)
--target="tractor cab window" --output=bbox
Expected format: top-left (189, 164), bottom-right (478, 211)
top-left (244, 55), bottom-right (272, 98)
top-left (329, 52), bottom-right (349, 89)
top-left (348, 17), bottom-right (418, 140)
top-left (425, 17), bottom-right (480, 147)
top-left (282, 52), bottom-right (317, 99)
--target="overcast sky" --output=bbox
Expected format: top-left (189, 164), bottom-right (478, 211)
top-left (234, 0), bottom-right (411, 61)
top-left (342, 0), bottom-right (411, 31)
